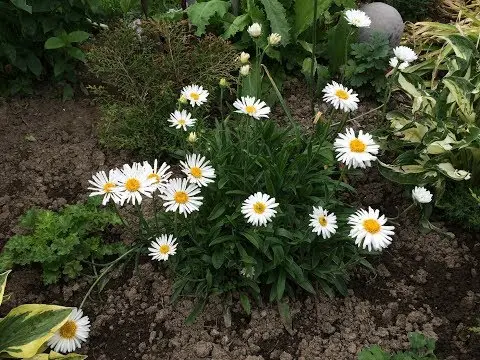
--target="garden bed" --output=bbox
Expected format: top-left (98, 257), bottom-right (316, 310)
top-left (1, 90), bottom-right (479, 360)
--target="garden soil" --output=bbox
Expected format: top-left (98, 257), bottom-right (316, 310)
top-left (1, 92), bottom-right (479, 360)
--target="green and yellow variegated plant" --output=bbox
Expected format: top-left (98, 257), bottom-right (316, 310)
top-left (379, 33), bottom-right (480, 200)
top-left (0, 270), bottom-right (86, 359)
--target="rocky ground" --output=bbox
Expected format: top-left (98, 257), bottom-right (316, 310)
top-left (2, 91), bottom-right (480, 359)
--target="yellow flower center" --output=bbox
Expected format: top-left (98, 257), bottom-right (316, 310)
top-left (59, 320), bottom-right (77, 339)
top-left (253, 202), bottom-right (266, 214)
top-left (318, 216), bottom-right (328, 227)
top-left (103, 182), bottom-right (115, 193)
top-left (335, 89), bottom-right (350, 100)
top-left (178, 119), bottom-right (186, 125)
top-left (148, 173), bottom-right (161, 183)
top-left (174, 191), bottom-right (189, 204)
top-left (190, 167), bottom-right (202, 178)
top-left (349, 138), bottom-right (366, 153)
top-left (190, 92), bottom-right (200, 101)
top-left (363, 219), bottom-right (381, 234)
top-left (245, 105), bottom-right (256, 114)
top-left (125, 178), bottom-right (140, 192)
top-left (159, 244), bottom-right (170, 254)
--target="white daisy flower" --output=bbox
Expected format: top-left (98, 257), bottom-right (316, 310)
top-left (268, 33), bottom-right (282, 45)
top-left (393, 46), bottom-right (417, 63)
top-left (181, 84), bottom-right (209, 107)
top-left (47, 308), bottom-right (90, 354)
top-left (168, 110), bottom-right (196, 131)
top-left (116, 162), bottom-right (155, 205)
top-left (233, 96), bottom-right (271, 120)
top-left (412, 186), bottom-right (433, 204)
top-left (389, 57), bottom-right (409, 70)
top-left (344, 9), bottom-right (371, 27)
top-left (241, 192), bottom-right (279, 226)
top-left (309, 206), bottom-right (338, 239)
top-left (143, 159), bottom-right (172, 192)
top-left (148, 234), bottom-right (177, 261)
top-left (333, 128), bottom-right (380, 169)
top-left (240, 52), bottom-right (250, 64)
top-left (348, 207), bottom-right (395, 251)
top-left (247, 23), bottom-right (262, 38)
top-left (322, 81), bottom-right (359, 112)
top-left (87, 169), bottom-right (122, 205)
top-left (160, 178), bottom-right (203, 217)
top-left (180, 153), bottom-right (216, 187)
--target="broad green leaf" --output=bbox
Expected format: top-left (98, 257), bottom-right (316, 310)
top-left (326, 16), bottom-right (350, 74)
top-left (44, 37), bottom-right (66, 50)
top-left (187, 0), bottom-right (230, 36)
top-left (294, 0), bottom-right (332, 36)
top-left (239, 293), bottom-right (251, 315)
top-left (10, 0), bottom-right (32, 13)
top-left (0, 270), bottom-right (11, 305)
top-left (222, 14), bottom-right (250, 39)
top-left (358, 345), bottom-right (389, 360)
top-left (67, 47), bottom-right (86, 62)
top-left (0, 305), bottom-right (72, 358)
top-left (26, 53), bottom-right (42, 76)
top-left (440, 34), bottom-right (478, 61)
top-left (276, 269), bottom-right (286, 300)
top-left (437, 162), bottom-right (471, 180)
top-left (211, 247), bottom-right (224, 269)
top-left (277, 301), bottom-right (293, 335)
top-left (259, 0), bottom-right (291, 44)
top-left (67, 31), bottom-right (90, 44)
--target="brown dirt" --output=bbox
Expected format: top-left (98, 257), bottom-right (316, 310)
top-left (2, 89), bottom-right (480, 360)
top-left (0, 92), bottom-right (131, 250)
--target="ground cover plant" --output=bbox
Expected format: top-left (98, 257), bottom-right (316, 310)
top-left (0, 198), bottom-right (126, 285)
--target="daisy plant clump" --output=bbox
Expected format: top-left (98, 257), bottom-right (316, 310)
top-left (85, 84), bottom-right (396, 322)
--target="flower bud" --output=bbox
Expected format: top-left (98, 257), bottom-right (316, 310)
top-left (187, 132), bottom-right (198, 143)
top-left (247, 23), bottom-right (262, 38)
top-left (268, 33), bottom-right (281, 46)
top-left (239, 52), bottom-right (250, 64)
top-left (240, 64), bottom-right (250, 76)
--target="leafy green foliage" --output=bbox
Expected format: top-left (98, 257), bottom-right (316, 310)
top-left (0, 0), bottom-right (99, 96)
top-left (151, 118), bottom-right (367, 317)
top-left (87, 20), bottom-right (238, 156)
top-left (344, 33), bottom-right (390, 96)
top-left (0, 199), bottom-right (126, 284)
top-left (380, 34), bottom-right (480, 200)
top-left (258, 0), bottom-right (291, 44)
top-left (359, 332), bottom-right (437, 360)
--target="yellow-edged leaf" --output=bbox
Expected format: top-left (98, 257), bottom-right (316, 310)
top-left (0, 270), bottom-right (11, 305)
top-left (0, 304), bottom-right (72, 358)
top-left (28, 351), bottom-right (88, 359)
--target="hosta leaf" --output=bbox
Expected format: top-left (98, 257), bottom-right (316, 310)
top-left (442, 76), bottom-right (476, 123)
top-left (0, 270), bottom-right (11, 305)
top-left (0, 305), bottom-right (72, 358)
top-left (187, 0), bottom-right (230, 36)
top-left (10, 0), bottom-right (32, 13)
top-left (259, 0), bottom-right (291, 44)
top-left (29, 351), bottom-right (88, 359)
top-left (67, 31), bottom-right (90, 44)
top-left (44, 37), bottom-right (65, 50)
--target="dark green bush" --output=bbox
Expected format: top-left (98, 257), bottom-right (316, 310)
top-left (87, 19), bottom-right (238, 156)
top-left (0, 0), bottom-right (100, 97)
top-left (384, 0), bottom-right (437, 22)
top-left (0, 198), bottom-right (127, 284)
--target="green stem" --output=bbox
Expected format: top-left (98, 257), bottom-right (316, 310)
top-left (111, 202), bottom-right (128, 227)
top-left (152, 193), bottom-right (159, 233)
top-left (382, 66), bottom-right (399, 117)
top-left (220, 87), bottom-right (224, 119)
top-left (337, 111), bottom-right (349, 133)
top-left (79, 247), bottom-right (138, 309)
top-left (310, 0), bottom-right (318, 116)
top-left (341, 30), bottom-right (353, 83)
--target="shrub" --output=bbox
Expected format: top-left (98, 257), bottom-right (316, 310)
top-left (358, 332), bottom-right (437, 360)
top-left (0, 0), bottom-right (99, 97)
top-left (87, 19), bottom-right (238, 156)
top-left (0, 198), bottom-right (127, 285)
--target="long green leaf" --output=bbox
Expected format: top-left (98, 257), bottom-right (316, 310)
top-left (259, 0), bottom-right (291, 44)
top-left (0, 270), bottom-right (11, 305)
top-left (294, 0), bottom-right (332, 37)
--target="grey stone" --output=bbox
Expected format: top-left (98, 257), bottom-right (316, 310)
top-left (358, 2), bottom-right (405, 47)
